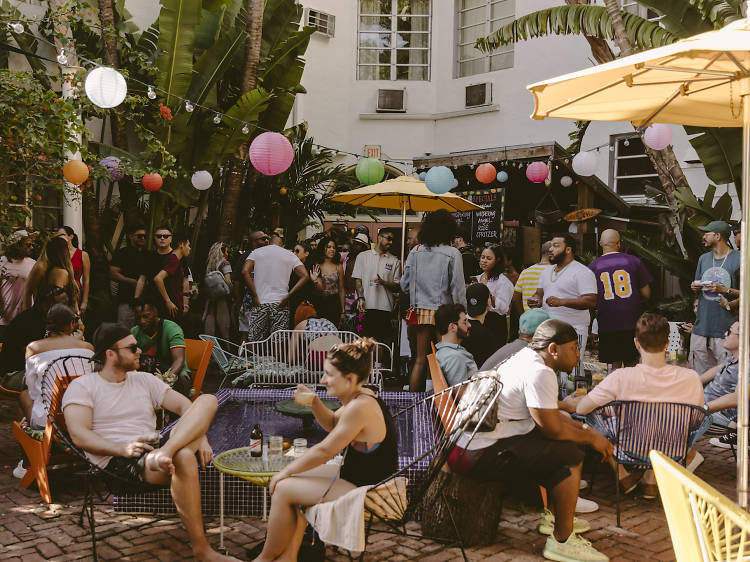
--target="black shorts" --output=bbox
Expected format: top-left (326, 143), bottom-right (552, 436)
top-left (598, 330), bottom-right (638, 364)
top-left (103, 431), bottom-right (170, 488)
top-left (454, 427), bottom-right (584, 491)
top-left (363, 309), bottom-right (393, 343)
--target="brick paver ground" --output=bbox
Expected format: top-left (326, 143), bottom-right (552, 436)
top-left (0, 371), bottom-right (739, 561)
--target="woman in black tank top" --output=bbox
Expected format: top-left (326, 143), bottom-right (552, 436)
top-left (254, 338), bottom-right (398, 562)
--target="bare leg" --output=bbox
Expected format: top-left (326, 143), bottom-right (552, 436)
top-left (275, 510), bottom-right (308, 562)
top-left (550, 461), bottom-right (582, 542)
top-left (409, 325), bottom-right (433, 392)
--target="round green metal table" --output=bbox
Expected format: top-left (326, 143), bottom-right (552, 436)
top-left (213, 447), bottom-right (294, 549)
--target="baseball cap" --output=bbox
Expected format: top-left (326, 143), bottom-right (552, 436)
top-left (698, 220), bottom-right (731, 238)
top-left (354, 233), bottom-right (370, 246)
top-left (92, 323), bottom-right (133, 362)
top-left (519, 309), bottom-right (551, 336)
top-left (466, 283), bottom-right (490, 317)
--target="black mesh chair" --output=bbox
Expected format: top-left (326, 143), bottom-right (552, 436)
top-left (40, 355), bottom-right (170, 561)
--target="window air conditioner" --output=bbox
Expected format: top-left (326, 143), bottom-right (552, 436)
top-left (465, 82), bottom-right (492, 108)
top-left (377, 89), bottom-right (406, 113)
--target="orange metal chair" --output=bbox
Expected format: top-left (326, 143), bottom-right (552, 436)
top-left (185, 338), bottom-right (214, 400)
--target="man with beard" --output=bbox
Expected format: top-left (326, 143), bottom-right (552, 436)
top-left (528, 234), bottom-right (597, 364)
top-left (62, 324), bottom-right (241, 562)
top-left (689, 221), bottom-right (740, 373)
top-left (434, 303), bottom-right (477, 386)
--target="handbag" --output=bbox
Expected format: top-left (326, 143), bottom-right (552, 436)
top-left (203, 270), bottom-right (231, 300)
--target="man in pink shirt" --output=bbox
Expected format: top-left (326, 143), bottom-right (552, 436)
top-left (569, 313), bottom-right (704, 498)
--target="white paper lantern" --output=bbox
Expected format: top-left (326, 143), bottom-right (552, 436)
top-left (560, 175), bottom-right (573, 187)
top-left (572, 151), bottom-right (598, 177)
top-left (84, 67), bottom-right (127, 108)
top-left (452, 179), bottom-right (459, 188)
top-left (191, 170), bottom-right (213, 191)
top-left (643, 123), bottom-right (672, 151)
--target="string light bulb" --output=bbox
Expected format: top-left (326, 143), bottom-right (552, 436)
top-left (623, 139), bottom-right (630, 147)
top-left (10, 22), bottom-right (24, 34)
top-left (147, 85), bottom-right (156, 99)
top-left (56, 48), bottom-right (68, 66)
top-left (213, 113), bottom-right (221, 124)
top-left (242, 123), bottom-right (250, 135)
top-left (184, 100), bottom-right (194, 112)
top-left (609, 145), bottom-right (615, 151)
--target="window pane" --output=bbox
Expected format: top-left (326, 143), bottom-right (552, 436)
top-left (461, 0), bottom-right (486, 9)
top-left (459, 22), bottom-right (485, 45)
top-left (459, 43), bottom-right (483, 60)
top-left (490, 51), bottom-right (513, 71)
top-left (395, 32), bottom-right (429, 48)
top-left (491, 0), bottom-right (514, 20)
top-left (359, 32), bottom-right (392, 48)
top-left (359, 48), bottom-right (391, 64)
top-left (358, 65), bottom-right (391, 80)
top-left (617, 136), bottom-right (646, 156)
top-left (460, 58), bottom-right (486, 77)
top-left (397, 15), bottom-right (429, 32)
top-left (360, 0), bottom-right (392, 15)
top-left (461, 5), bottom-right (486, 26)
top-left (617, 156), bottom-right (656, 176)
top-left (396, 48), bottom-right (428, 65)
top-left (398, 0), bottom-right (429, 15)
top-left (396, 65), bottom-right (427, 80)
top-left (616, 177), bottom-right (649, 197)
top-left (360, 16), bottom-right (392, 31)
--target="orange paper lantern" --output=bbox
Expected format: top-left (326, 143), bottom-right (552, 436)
top-left (475, 163), bottom-right (496, 184)
top-left (142, 173), bottom-right (163, 191)
top-left (62, 160), bottom-right (89, 185)
top-left (279, 187), bottom-right (287, 195)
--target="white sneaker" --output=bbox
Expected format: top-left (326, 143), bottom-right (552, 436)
top-left (543, 532), bottom-right (609, 562)
top-left (538, 509), bottom-right (591, 535)
top-left (12, 460), bottom-right (27, 479)
top-left (575, 497), bottom-right (599, 513)
top-left (579, 479), bottom-right (588, 490)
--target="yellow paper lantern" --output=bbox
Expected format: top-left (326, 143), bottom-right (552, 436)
top-left (63, 160), bottom-right (89, 185)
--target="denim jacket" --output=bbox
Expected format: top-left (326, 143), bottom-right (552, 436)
top-left (400, 244), bottom-right (466, 310)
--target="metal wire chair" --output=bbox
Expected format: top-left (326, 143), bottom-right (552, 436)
top-left (586, 400), bottom-right (711, 527)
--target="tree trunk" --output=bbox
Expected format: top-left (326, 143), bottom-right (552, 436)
top-left (218, 0), bottom-right (265, 243)
top-left (97, 0), bottom-right (140, 226)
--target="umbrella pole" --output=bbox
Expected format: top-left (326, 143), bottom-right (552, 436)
top-left (739, 84), bottom-right (750, 509)
top-left (395, 201), bottom-right (407, 385)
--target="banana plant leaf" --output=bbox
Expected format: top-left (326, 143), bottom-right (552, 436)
top-left (620, 230), bottom-right (696, 284)
top-left (186, 28), bottom-right (246, 106)
top-left (156, 0), bottom-right (202, 105)
top-left (684, 126), bottom-right (743, 198)
top-left (135, 23), bottom-right (160, 63)
top-left (638, 0), bottom-right (741, 32)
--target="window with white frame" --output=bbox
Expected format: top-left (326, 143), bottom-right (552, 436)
top-left (456, 0), bottom-right (514, 78)
top-left (609, 133), bottom-right (659, 202)
top-left (8, 185), bottom-right (63, 232)
top-left (306, 8), bottom-right (335, 37)
top-left (619, 0), bottom-right (662, 22)
top-left (358, 0), bottom-right (431, 81)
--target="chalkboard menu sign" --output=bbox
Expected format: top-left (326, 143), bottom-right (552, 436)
top-left (452, 188), bottom-right (505, 247)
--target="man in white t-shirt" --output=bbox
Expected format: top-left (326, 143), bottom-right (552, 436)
top-left (528, 234), bottom-right (597, 366)
top-left (352, 228), bottom-right (401, 347)
top-left (242, 236), bottom-right (309, 341)
top-left (447, 319), bottom-right (612, 562)
top-left (62, 324), bottom-right (240, 562)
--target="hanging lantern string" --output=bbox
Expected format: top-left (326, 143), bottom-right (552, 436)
top-left (3, 21), bottom-right (416, 166)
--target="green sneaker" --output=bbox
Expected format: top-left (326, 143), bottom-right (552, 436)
top-left (538, 508), bottom-right (591, 535)
top-left (543, 532), bottom-right (609, 562)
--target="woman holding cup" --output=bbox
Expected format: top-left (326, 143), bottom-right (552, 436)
top-left (252, 338), bottom-right (398, 562)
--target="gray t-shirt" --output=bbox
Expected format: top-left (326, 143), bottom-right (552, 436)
top-left (480, 338), bottom-right (528, 371)
top-left (693, 250), bottom-right (740, 338)
top-left (704, 357), bottom-right (738, 402)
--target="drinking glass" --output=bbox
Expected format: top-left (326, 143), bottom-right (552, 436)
top-left (268, 436), bottom-right (283, 469)
top-left (293, 438), bottom-right (307, 457)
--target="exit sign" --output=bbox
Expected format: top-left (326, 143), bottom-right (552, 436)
top-left (364, 145), bottom-right (381, 159)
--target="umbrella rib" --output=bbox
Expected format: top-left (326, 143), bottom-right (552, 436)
top-left (544, 77), bottom-right (628, 116)
top-left (630, 77), bottom-right (728, 87)
top-left (682, 78), bottom-right (733, 98)
top-left (641, 65), bottom-right (736, 77)
top-left (725, 52), bottom-right (750, 76)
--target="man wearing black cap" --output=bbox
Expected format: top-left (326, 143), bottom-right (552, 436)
top-left (462, 283), bottom-right (506, 367)
top-left (690, 220), bottom-right (740, 373)
top-left (62, 324), bottom-right (239, 562)
top-left (446, 318), bottom-right (613, 562)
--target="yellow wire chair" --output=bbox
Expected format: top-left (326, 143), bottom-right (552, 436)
top-left (650, 450), bottom-right (750, 562)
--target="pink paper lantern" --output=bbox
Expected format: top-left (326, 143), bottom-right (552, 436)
top-left (643, 124), bottom-right (672, 151)
top-left (475, 163), bottom-right (496, 184)
top-left (249, 132), bottom-right (294, 176)
top-left (526, 161), bottom-right (549, 183)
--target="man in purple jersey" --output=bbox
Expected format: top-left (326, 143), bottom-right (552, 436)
top-left (588, 230), bottom-right (653, 367)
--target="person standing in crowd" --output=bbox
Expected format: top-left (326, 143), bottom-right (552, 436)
top-left (690, 221), bottom-right (740, 373)
top-left (528, 234), bottom-right (597, 361)
top-left (24, 236), bottom-right (79, 312)
top-left (513, 240), bottom-right (552, 315)
top-left (109, 223), bottom-right (147, 328)
top-left (242, 232), bottom-right (309, 341)
top-left (236, 230), bottom-right (270, 341)
top-left (135, 225), bottom-right (174, 301)
top-left (153, 232), bottom-right (191, 321)
top-left (480, 308), bottom-right (551, 370)
top-left (0, 230), bottom-right (36, 341)
top-left (202, 242), bottom-right (233, 340)
top-left (434, 303), bottom-right (476, 386)
top-left (462, 283), bottom-right (506, 368)
top-left (400, 209), bottom-right (466, 392)
top-left (344, 232), bottom-right (370, 314)
top-left (352, 228), bottom-right (401, 350)
top-left (406, 224), bottom-right (421, 253)
top-left (56, 226), bottom-right (90, 313)
top-left (477, 244), bottom-right (513, 345)
top-left (452, 230), bottom-right (478, 284)
top-left (718, 222), bottom-right (741, 314)
top-left (289, 241), bottom-right (313, 325)
top-left (309, 237), bottom-right (346, 326)
top-left (588, 230), bottom-right (653, 368)
top-left (131, 295), bottom-right (193, 397)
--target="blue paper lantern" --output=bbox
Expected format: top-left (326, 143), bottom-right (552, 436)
top-left (424, 166), bottom-right (455, 194)
top-left (418, 171), bottom-right (427, 181)
top-left (496, 170), bottom-right (509, 183)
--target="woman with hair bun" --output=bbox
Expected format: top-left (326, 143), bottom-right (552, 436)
top-left (253, 337), bottom-right (398, 562)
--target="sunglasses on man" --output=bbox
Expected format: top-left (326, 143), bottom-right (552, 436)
top-left (155, 233), bottom-right (172, 239)
top-left (112, 343), bottom-right (140, 354)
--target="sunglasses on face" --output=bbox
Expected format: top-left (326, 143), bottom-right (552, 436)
top-left (155, 233), bottom-right (172, 239)
top-left (380, 235), bottom-right (394, 242)
top-left (254, 235), bottom-right (270, 242)
top-left (112, 343), bottom-right (139, 354)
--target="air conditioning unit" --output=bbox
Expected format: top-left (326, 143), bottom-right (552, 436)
top-left (377, 89), bottom-right (406, 113)
top-left (304, 8), bottom-right (335, 37)
top-left (465, 82), bottom-right (492, 108)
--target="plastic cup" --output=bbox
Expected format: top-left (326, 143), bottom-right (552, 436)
top-left (295, 389), bottom-right (315, 406)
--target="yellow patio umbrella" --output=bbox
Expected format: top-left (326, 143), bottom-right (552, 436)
top-left (526, 9), bottom-right (750, 507)
top-left (330, 175), bottom-right (481, 262)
